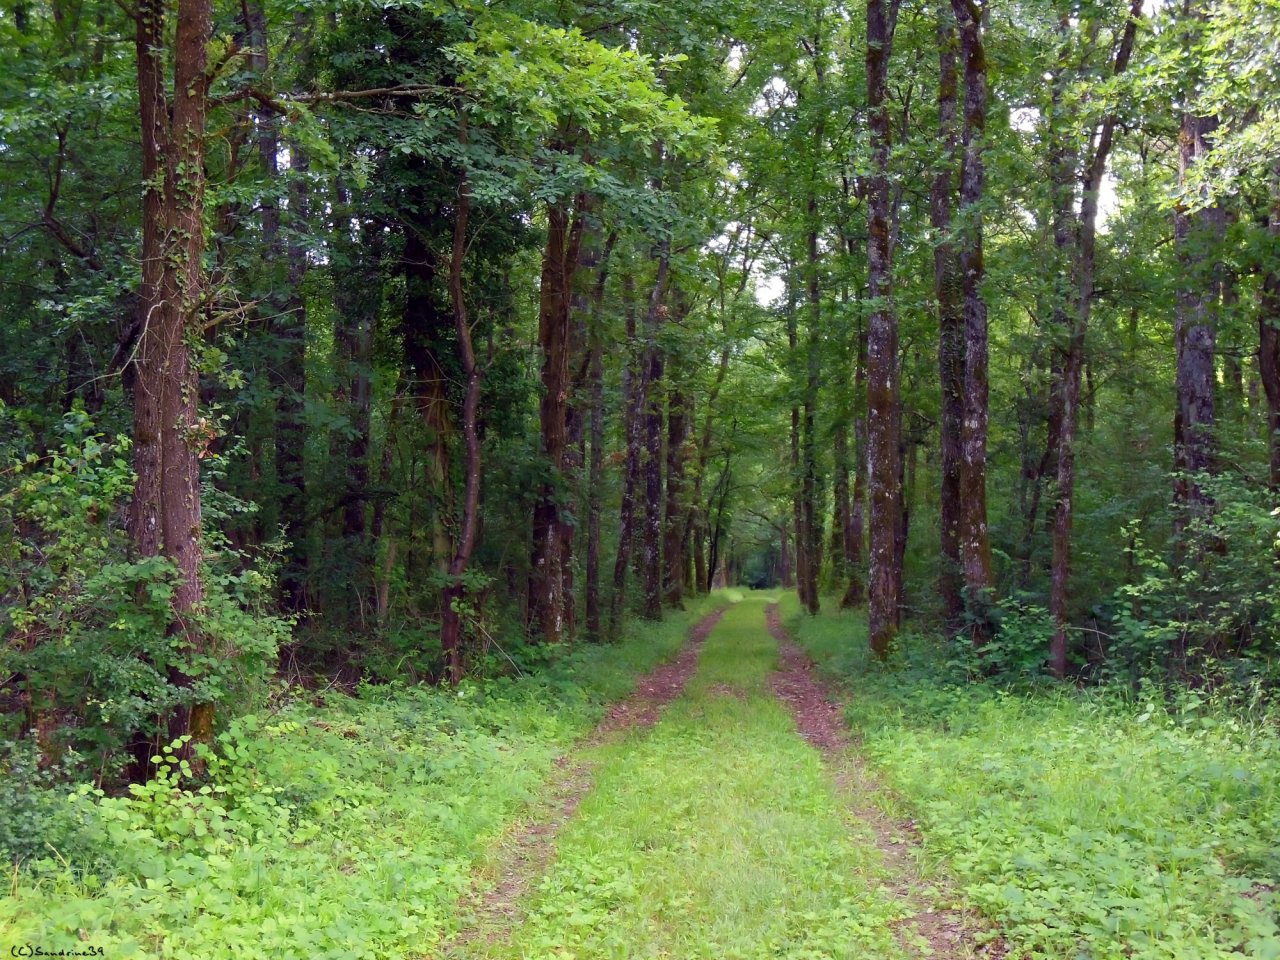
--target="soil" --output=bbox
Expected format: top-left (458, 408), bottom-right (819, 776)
top-left (765, 603), bottom-right (1008, 960)
top-left (592, 607), bottom-right (726, 737)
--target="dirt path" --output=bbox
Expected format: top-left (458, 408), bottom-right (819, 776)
top-left (766, 602), bottom-right (1006, 960)
top-left (443, 598), bottom-right (1006, 959)
top-left (440, 606), bottom-right (726, 954)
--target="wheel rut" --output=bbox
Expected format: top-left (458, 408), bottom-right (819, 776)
top-left (440, 606), bottom-right (726, 955)
top-left (765, 602), bottom-right (1007, 960)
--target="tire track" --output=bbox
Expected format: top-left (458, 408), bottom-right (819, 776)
top-left (765, 602), bottom-right (1006, 960)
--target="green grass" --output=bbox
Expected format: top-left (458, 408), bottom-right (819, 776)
top-left (786, 597), bottom-right (1280, 960)
top-left (0, 594), bottom-right (725, 959)
top-left (469, 593), bottom-right (911, 960)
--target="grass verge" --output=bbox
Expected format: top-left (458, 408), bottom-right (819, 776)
top-left (0, 593), bottom-right (726, 959)
top-left (785, 595), bottom-right (1280, 960)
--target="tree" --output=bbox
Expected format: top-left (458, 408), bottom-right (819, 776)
top-left (866, 0), bottom-right (904, 658)
top-left (130, 0), bottom-right (215, 752)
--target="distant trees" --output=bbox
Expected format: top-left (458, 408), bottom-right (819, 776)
top-left (7, 0), bottom-right (1280, 781)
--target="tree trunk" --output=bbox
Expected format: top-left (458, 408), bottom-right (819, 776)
top-left (330, 187), bottom-right (380, 594)
top-left (684, 345), bottom-right (731, 596)
top-left (831, 420), bottom-right (851, 585)
top-left (933, 3), bottom-right (964, 628)
top-left (277, 146), bottom-right (309, 607)
top-left (530, 199), bottom-right (588, 643)
top-left (1173, 114), bottom-right (1222, 542)
top-left (802, 206), bottom-right (823, 615)
top-left (1262, 168), bottom-right (1280, 490)
top-left (952, 0), bottom-right (995, 640)
top-left (608, 273), bottom-right (644, 638)
top-left (439, 145), bottom-right (479, 686)
top-left (640, 252), bottom-right (671, 621)
top-left (787, 286), bottom-right (812, 611)
top-left (1049, 0), bottom-right (1142, 679)
top-left (866, 0), bottom-right (904, 657)
top-left (585, 233), bottom-right (616, 640)
top-left (664, 382), bottom-right (688, 607)
top-left (842, 325), bottom-right (868, 608)
top-left (131, 0), bottom-right (213, 758)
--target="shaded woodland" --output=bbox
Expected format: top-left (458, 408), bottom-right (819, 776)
top-left (3, 0), bottom-right (1280, 780)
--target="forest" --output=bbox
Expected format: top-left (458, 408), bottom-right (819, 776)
top-left (2, 0), bottom-right (1280, 955)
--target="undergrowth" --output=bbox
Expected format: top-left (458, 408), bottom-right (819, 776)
top-left (0, 594), bottom-right (724, 959)
top-left (785, 595), bottom-right (1280, 960)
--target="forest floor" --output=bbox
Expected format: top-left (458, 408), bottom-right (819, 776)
top-left (6, 591), bottom-right (1279, 959)
top-left (442, 594), bottom-right (997, 959)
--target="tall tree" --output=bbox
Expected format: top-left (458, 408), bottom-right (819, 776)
top-left (1172, 0), bottom-right (1223, 550)
top-left (865, 0), bottom-right (904, 658)
top-left (1048, 0), bottom-right (1143, 679)
top-left (1263, 166), bottom-right (1280, 490)
top-left (933, 3), bottom-right (965, 628)
top-left (951, 0), bottom-right (995, 640)
top-left (130, 0), bottom-right (215, 753)
top-left (529, 196), bottom-right (589, 644)
top-left (439, 119), bottom-right (480, 685)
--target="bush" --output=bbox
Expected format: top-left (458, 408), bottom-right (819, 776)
top-left (0, 410), bottom-right (290, 782)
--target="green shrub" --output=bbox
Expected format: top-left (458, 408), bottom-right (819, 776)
top-left (1, 411), bottom-right (289, 781)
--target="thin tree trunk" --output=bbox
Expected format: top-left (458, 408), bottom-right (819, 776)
top-left (664, 382), bottom-right (688, 607)
top-left (439, 143), bottom-right (479, 686)
top-left (866, 0), bottom-right (904, 657)
top-left (1049, 0), bottom-right (1142, 678)
top-left (330, 185), bottom-right (380, 592)
top-left (608, 273), bottom-right (643, 638)
top-left (787, 283), bottom-right (811, 610)
top-left (933, 3), bottom-right (964, 628)
top-left (952, 0), bottom-right (995, 640)
top-left (278, 146), bottom-right (309, 607)
top-left (585, 233), bottom-right (616, 640)
top-left (842, 324), bottom-right (868, 608)
top-left (640, 251), bottom-right (671, 621)
top-left (1262, 167), bottom-right (1280, 490)
top-left (802, 208), bottom-right (823, 615)
top-left (684, 344), bottom-right (731, 596)
top-left (831, 420), bottom-right (851, 585)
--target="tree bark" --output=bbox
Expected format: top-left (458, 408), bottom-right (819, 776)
top-left (786, 283), bottom-right (812, 611)
top-left (664, 382), bottom-right (688, 607)
top-left (933, 3), bottom-right (964, 628)
top-left (866, 0), bottom-right (904, 658)
top-left (842, 325), bottom-right (868, 608)
top-left (951, 0), bottom-right (995, 640)
top-left (585, 232), bottom-right (616, 640)
top-left (608, 273), bottom-right (644, 638)
top-left (529, 199), bottom-right (588, 643)
top-left (439, 137), bottom-right (479, 686)
top-left (1262, 168), bottom-right (1280, 490)
top-left (640, 251), bottom-right (671, 621)
top-left (131, 0), bottom-right (213, 756)
top-left (1172, 115), bottom-right (1222, 541)
top-left (831, 419), bottom-right (852, 584)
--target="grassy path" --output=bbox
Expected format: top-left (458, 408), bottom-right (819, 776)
top-left (454, 593), bottom-right (956, 959)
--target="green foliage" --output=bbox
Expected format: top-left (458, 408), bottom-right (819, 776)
top-left (0, 598), bottom-right (721, 956)
top-left (0, 411), bottom-right (289, 777)
top-left (1101, 475), bottom-right (1280, 684)
top-left (0, 737), bottom-right (99, 867)
top-left (790, 601), bottom-right (1280, 960)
